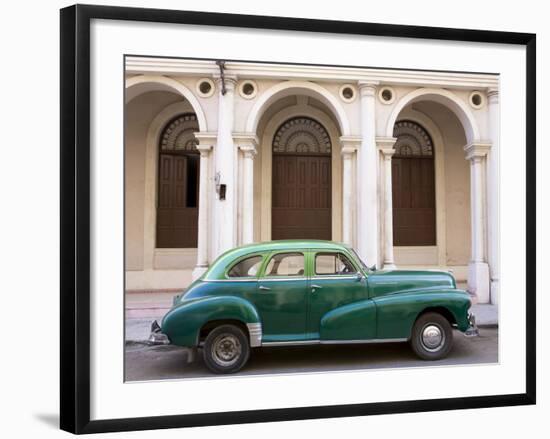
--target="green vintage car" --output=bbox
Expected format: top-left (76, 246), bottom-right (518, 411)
top-left (150, 240), bottom-right (478, 373)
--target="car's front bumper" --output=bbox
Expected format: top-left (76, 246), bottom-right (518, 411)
top-left (464, 312), bottom-right (479, 337)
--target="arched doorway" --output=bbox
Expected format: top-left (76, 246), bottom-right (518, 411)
top-left (392, 120), bottom-right (436, 246)
top-left (156, 113), bottom-right (200, 248)
top-left (271, 117), bottom-right (332, 240)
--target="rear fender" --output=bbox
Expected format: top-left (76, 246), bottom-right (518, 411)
top-left (161, 295), bottom-right (261, 347)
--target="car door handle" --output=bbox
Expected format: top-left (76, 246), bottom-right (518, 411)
top-left (259, 285), bottom-right (271, 291)
top-left (311, 284), bottom-right (322, 291)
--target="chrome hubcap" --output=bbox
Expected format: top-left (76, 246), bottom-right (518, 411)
top-left (421, 324), bottom-right (445, 352)
top-left (211, 334), bottom-right (242, 367)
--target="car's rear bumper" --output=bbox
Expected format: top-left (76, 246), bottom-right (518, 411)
top-left (148, 320), bottom-right (170, 345)
top-left (148, 320), bottom-right (197, 363)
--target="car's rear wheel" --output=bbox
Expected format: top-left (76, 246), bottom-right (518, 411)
top-left (410, 312), bottom-right (453, 360)
top-left (203, 324), bottom-right (250, 374)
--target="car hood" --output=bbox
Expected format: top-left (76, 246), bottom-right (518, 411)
top-left (367, 269), bottom-right (457, 298)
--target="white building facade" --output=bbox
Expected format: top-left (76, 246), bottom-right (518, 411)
top-left (125, 57), bottom-right (500, 304)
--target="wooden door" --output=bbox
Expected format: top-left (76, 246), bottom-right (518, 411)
top-left (156, 153), bottom-right (199, 248)
top-left (392, 157), bottom-right (435, 246)
top-left (272, 155), bottom-right (331, 240)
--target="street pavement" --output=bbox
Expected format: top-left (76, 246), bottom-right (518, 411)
top-left (125, 328), bottom-right (498, 381)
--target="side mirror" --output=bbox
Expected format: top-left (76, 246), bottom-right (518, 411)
top-left (369, 264), bottom-right (377, 272)
top-left (355, 273), bottom-right (363, 282)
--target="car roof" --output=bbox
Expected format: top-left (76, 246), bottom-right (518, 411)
top-left (202, 240), bottom-right (354, 280)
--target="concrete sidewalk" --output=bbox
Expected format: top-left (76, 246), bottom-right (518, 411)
top-left (125, 297), bottom-right (498, 342)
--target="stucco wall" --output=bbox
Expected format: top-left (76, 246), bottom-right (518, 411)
top-left (414, 101), bottom-right (471, 266)
top-left (124, 73), bottom-right (488, 290)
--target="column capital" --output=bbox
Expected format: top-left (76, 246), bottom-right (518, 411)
top-left (464, 141), bottom-right (491, 161)
top-left (487, 87), bottom-right (499, 104)
top-left (241, 148), bottom-right (257, 159)
top-left (233, 132), bottom-right (259, 147)
top-left (339, 136), bottom-right (361, 156)
top-left (358, 80), bottom-right (379, 97)
top-left (234, 132), bottom-right (259, 158)
top-left (376, 136), bottom-right (397, 157)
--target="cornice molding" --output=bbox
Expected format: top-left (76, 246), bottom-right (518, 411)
top-left (126, 57), bottom-right (499, 90)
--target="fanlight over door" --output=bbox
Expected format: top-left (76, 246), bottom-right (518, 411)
top-left (392, 120), bottom-right (436, 246)
top-left (271, 117), bottom-right (332, 240)
top-left (156, 114), bottom-right (200, 248)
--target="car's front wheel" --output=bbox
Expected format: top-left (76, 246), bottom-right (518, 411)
top-left (203, 324), bottom-right (250, 374)
top-left (410, 312), bottom-right (453, 360)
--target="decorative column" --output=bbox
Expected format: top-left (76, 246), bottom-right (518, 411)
top-left (339, 137), bottom-right (361, 246)
top-left (465, 142), bottom-right (492, 303)
top-left (377, 137), bottom-right (398, 270)
top-left (357, 80), bottom-right (380, 268)
top-left (234, 134), bottom-right (259, 245)
top-left (486, 88), bottom-right (500, 305)
top-left (214, 75), bottom-right (238, 257)
top-left (192, 133), bottom-right (216, 280)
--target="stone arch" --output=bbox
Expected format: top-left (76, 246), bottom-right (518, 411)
top-left (141, 101), bottom-right (200, 271)
top-left (394, 108), bottom-right (448, 267)
top-left (245, 80), bottom-right (351, 136)
top-left (126, 75), bottom-right (208, 131)
top-left (386, 88), bottom-right (480, 144)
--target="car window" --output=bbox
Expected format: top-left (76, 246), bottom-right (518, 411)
top-left (264, 253), bottom-right (305, 277)
top-left (227, 255), bottom-right (263, 278)
top-left (315, 252), bottom-right (355, 275)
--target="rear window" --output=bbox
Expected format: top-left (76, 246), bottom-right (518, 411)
top-left (227, 255), bottom-right (263, 278)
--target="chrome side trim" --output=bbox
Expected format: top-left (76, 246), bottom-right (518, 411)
top-left (260, 277), bottom-right (308, 282)
top-left (205, 278), bottom-right (258, 283)
top-left (261, 338), bottom-right (408, 347)
top-left (322, 338), bottom-right (408, 344)
top-left (261, 340), bottom-right (320, 346)
top-left (310, 274), bottom-right (362, 280)
top-left (206, 276), bottom-right (361, 282)
top-left (246, 323), bottom-right (262, 347)
top-left (204, 277), bottom-right (309, 283)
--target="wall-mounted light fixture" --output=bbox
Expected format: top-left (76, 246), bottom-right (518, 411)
top-left (214, 171), bottom-right (226, 200)
top-left (219, 184), bottom-right (227, 201)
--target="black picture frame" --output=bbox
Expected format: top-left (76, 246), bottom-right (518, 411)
top-left (60, 4), bottom-right (536, 434)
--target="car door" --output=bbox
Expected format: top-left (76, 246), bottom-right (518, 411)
top-left (255, 251), bottom-right (309, 343)
top-left (306, 251), bottom-right (372, 339)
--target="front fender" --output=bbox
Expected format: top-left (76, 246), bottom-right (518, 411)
top-left (161, 295), bottom-right (260, 347)
top-left (373, 289), bottom-right (471, 339)
top-left (320, 299), bottom-right (377, 341)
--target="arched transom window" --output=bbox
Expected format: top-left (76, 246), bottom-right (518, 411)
top-left (272, 117), bottom-right (331, 155)
top-left (393, 120), bottom-right (434, 157)
top-left (160, 114), bottom-right (199, 152)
